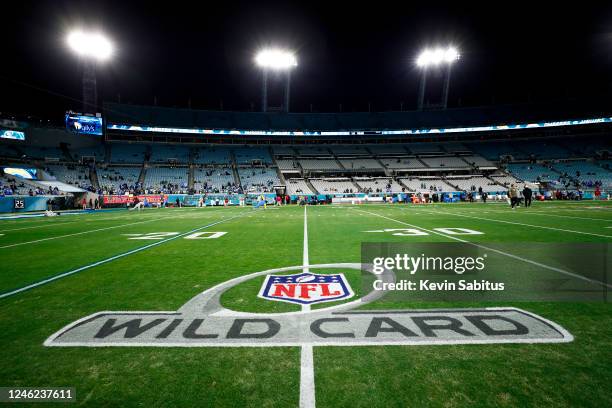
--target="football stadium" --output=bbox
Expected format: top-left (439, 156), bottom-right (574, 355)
top-left (1, 2), bottom-right (611, 407)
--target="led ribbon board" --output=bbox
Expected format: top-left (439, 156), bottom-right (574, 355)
top-left (0, 130), bottom-right (26, 141)
top-left (107, 116), bottom-right (612, 136)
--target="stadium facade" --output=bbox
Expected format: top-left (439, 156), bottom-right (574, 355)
top-left (0, 101), bottom-right (610, 212)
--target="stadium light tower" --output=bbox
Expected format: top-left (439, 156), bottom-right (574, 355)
top-left (255, 48), bottom-right (297, 112)
top-left (66, 30), bottom-right (114, 113)
top-left (416, 46), bottom-right (460, 110)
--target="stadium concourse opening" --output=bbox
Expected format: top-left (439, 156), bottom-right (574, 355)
top-left (1, 2), bottom-right (611, 407)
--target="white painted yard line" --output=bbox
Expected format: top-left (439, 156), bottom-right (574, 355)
top-left (424, 209), bottom-right (612, 239)
top-left (303, 206), bottom-right (310, 275)
top-left (0, 212), bottom-right (250, 299)
top-left (300, 344), bottom-right (316, 408)
top-left (300, 205), bottom-right (316, 408)
top-left (355, 208), bottom-right (612, 289)
top-left (0, 213), bottom-right (192, 249)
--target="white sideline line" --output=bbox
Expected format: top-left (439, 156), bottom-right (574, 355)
top-left (424, 209), bottom-right (612, 239)
top-left (300, 206), bottom-right (316, 408)
top-left (0, 213), bottom-right (199, 249)
top-left (355, 208), bottom-right (612, 289)
top-left (0, 213), bottom-right (162, 233)
top-left (0, 212), bottom-right (250, 300)
top-left (0, 208), bottom-right (223, 233)
top-left (0, 220), bottom-right (78, 233)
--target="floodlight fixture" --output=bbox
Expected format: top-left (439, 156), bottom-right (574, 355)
top-left (256, 48), bottom-right (297, 112)
top-left (415, 46), bottom-right (460, 110)
top-left (255, 49), bottom-right (297, 70)
top-left (416, 46), bottom-right (460, 68)
top-left (67, 30), bottom-right (114, 61)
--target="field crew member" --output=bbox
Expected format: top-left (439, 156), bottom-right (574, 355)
top-left (522, 185), bottom-right (533, 207)
top-left (509, 184), bottom-right (519, 209)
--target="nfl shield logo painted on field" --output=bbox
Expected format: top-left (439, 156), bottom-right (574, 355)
top-left (258, 272), bottom-right (354, 305)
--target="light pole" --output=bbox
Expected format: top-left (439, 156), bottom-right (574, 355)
top-left (416, 46), bottom-right (460, 110)
top-left (255, 49), bottom-right (297, 112)
top-left (67, 30), bottom-right (114, 113)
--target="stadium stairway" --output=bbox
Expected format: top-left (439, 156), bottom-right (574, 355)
top-left (188, 165), bottom-right (195, 190)
top-left (296, 160), bottom-right (306, 177)
top-left (416, 156), bottom-right (429, 168)
top-left (441, 176), bottom-right (464, 191)
top-left (350, 177), bottom-right (362, 192)
top-left (306, 178), bottom-right (319, 194)
top-left (373, 156), bottom-right (392, 176)
top-left (138, 165), bottom-right (147, 185)
top-left (138, 147), bottom-right (151, 185)
top-left (334, 156), bottom-right (346, 170)
top-left (233, 167), bottom-right (242, 190)
top-left (396, 178), bottom-right (411, 192)
top-left (229, 150), bottom-right (242, 189)
top-left (89, 164), bottom-right (100, 190)
top-left (485, 174), bottom-right (507, 189)
top-left (459, 155), bottom-right (478, 171)
top-left (271, 153), bottom-right (288, 187)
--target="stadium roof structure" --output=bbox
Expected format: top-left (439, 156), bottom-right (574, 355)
top-left (104, 101), bottom-right (611, 133)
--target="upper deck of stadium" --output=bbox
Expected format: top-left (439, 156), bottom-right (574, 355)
top-left (103, 100), bottom-right (611, 138)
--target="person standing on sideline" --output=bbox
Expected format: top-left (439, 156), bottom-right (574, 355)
top-left (509, 184), bottom-right (519, 209)
top-left (81, 197), bottom-right (87, 210)
top-left (522, 185), bottom-right (533, 207)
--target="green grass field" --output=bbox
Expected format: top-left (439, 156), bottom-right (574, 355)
top-left (0, 201), bottom-right (610, 407)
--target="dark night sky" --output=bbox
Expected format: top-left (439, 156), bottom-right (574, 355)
top-left (2, 1), bottom-right (612, 118)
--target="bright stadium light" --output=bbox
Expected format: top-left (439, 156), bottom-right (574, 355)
top-left (67, 30), bottom-right (114, 61)
top-left (416, 46), bottom-right (460, 67)
top-left (255, 48), bottom-right (298, 113)
top-left (415, 45), bottom-right (460, 110)
top-left (66, 29), bottom-right (115, 113)
top-left (255, 49), bottom-right (297, 70)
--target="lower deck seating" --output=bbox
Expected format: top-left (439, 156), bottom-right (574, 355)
top-left (355, 178), bottom-right (405, 193)
top-left (45, 164), bottom-right (91, 189)
top-left (399, 177), bottom-right (457, 192)
top-left (447, 176), bottom-right (504, 192)
top-left (310, 178), bottom-right (356, 194)
top-left (193, 167), bottom-right (239, 193)
top-left (144, 167), bottom-right (189, 193)
top-left (97, 166), bottom-right (141, 194)
top-left (238, 168), bottom-right (280, 193)
top-left (285, 179), bottom-right (315, 195)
